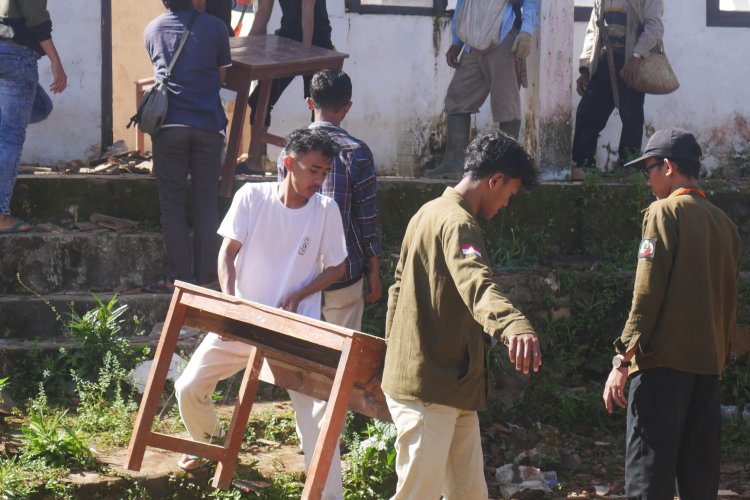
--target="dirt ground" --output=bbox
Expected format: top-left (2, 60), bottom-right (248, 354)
top-left (4, 398), bottom-right (749, 498)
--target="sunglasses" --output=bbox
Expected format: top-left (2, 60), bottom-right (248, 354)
top-left (642, 160), bottom-right (664, 180)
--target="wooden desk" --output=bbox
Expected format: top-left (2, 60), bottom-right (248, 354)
top-left (220, 35), bottom-right (349, 197)
top-left (125, 281), bottom-right (387, 498)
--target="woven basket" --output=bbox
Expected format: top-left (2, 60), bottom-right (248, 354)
top-left (631, 50), bottom-right (680, 95)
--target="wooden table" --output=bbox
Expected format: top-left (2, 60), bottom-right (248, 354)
top-left (220, 35), bottom-right (349, 197)
top-left (125, 281), bottom-right (387, 498)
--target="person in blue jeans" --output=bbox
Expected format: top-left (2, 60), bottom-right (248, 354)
top-left (0, 0), bottom-right (67, 234)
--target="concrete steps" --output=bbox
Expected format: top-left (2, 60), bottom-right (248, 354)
top-left (0, 291), bottom-right (171, 340)
top-left (2, 174), bottom-right (748, 378)
top-left (1, 230), bottom-right (165, 294)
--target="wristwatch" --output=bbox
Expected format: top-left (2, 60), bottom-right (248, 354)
top-left (612, 355), bottom-right (631, 369)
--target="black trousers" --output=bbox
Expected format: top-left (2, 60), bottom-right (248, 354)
top-left (248, 73), bottom-right (313, 127)
top-left (152, 127), bottom-right (224, 285)
top-left (572, 52), bottom-right (645, 168)
top-left (625, 368), bottom-right (721, 500)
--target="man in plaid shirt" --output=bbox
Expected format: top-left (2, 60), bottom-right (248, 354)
top-left (278, 69), bottom-right (382, 331)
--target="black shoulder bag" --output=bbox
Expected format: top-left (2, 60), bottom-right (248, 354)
top-left (127, 11), bottom-right (199, 135)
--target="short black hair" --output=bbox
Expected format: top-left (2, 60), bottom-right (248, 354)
top-left (670, 157), bottom-right (701, 179)
top-left (285, 128), bottom-right (340, 160)
top-left (162, 0), bottom-right (193, 11)
top-left (309, 70), bottom-right (352, 112)
top-left (649, 155), bottom-right (701, 179)
top-left (463, 129), bottom-right (537, 188)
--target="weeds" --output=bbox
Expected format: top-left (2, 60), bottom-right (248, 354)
top-left (343, 419), bottom-right (398, 499)
top-left (20, 408), bottom-right (95, 469)
top-left (73, 351), bottom-right (138, 448)
top-left (0, 455), bottom-right (72, 499)
top-left (66, 294), bottom-right (150, 379)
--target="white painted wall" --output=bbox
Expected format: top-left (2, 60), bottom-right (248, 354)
top-left (235, 3), bottom-right (497, 175)
top-left (572, 0), bottom-right (750, 172)
top-left (20, 1), bottom-right (750, 174)
top-left (22, 1), bottom-right (102, 165)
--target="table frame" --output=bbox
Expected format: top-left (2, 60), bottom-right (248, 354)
top-left (125, 281), bottom-right (387, 498)
top-left (219, 35), bottom-right (348, 197)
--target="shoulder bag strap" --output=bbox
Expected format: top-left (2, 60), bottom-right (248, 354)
top-left (165, 10), bottom-right (200, 81)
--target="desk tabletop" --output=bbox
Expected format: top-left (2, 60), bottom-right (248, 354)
top-left (230, 34), bottom-right (349, 70)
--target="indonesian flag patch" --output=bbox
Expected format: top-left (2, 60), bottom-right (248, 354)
top-left (637, 239), bottom-right (656, 259)
top-left (461, 243), bottom-right (482, 257)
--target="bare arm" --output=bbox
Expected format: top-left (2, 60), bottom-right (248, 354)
top-left (280, 260), bottom-right (346, 313)
top-left (38, 39), bottom-right (66, 93)
top-left (364, 255), bottom-right (382, 303)
top-left (300, 0), bottom-right (316, 47)
top-left (218, 237), bottom-right (242, 296)
top-left (249, 0), bottom-right (274, 35)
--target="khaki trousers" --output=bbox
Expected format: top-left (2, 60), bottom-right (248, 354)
top-left (322, 279), bottom-right (364, 331)
top-left (175, 333), bottom-right (344, 500)
top-left (385, 395), bottom-right (489, 500)
top-left (444, 30), bottom-right (521, 124)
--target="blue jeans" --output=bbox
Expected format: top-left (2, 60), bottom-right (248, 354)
top-left (0, 41), bottom-right (39, 215)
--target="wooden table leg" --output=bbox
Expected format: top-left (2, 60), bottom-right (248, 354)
top-left (301, 341), bottom-right (358, 500)
top-left (220, 71), bottom-right (252, 198)
top-left (213, 347), bottom-right (265, 489)
top-left (245, 79), bottom-right (273, 172)
top-left (126, 290), bottom-right (186, 471)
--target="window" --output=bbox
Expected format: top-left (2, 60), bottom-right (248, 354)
top-left (574, 0), bottom-right (593, 22)
top-left (707, 0), bottom-right (750, 26)
top-left (345, 0), bottom-right (447, 16)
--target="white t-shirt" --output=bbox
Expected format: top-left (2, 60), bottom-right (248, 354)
top-left (218, 182), bottom-right (347, 320)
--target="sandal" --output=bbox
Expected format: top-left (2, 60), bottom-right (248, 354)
top-left (177, 454), bottom-right (209, 471)
top-left (0, 219), bottom-right (32, 235)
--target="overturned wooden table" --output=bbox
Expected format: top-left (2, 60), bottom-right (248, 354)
top-left (126, 281), bottom-right (387, 498)
top-left (220, 35), bottom-right (349, 197)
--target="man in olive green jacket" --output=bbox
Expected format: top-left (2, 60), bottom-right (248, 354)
top-left (382, 129), bottom-right (542, 499)
top-left (603, 128), bottom-right (741, 497)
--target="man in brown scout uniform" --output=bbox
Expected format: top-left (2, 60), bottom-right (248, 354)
top-left (382, 129), bottom-right (542, 499)
top-left (603, 127), bottom-right (741, 498)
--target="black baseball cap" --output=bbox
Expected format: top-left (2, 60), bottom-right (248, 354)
top-left (624, 127), bottom-right (703, 169)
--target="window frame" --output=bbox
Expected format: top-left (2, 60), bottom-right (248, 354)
top-left (706, 0), bottom-right (750, 27)
top-left (345, 0), bottom-right (447, 16)
top-left (574, 6), bottom-right (593, 22)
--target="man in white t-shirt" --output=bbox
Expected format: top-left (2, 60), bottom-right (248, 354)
top-left (174, 128), bottom-right (348, 499)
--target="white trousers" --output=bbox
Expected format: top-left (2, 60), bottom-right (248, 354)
top-left (322, 278), bottom-right (364, 331)
top-left (175, 333), bottom-right (344, 499)
top-left (385, 395), bottom-right (489, 500)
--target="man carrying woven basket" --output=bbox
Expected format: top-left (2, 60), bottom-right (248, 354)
top-left (571, 0), bottom-right (664, 180)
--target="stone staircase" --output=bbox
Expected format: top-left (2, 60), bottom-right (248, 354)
top-left (2, 174), bottom-right (749, 376)
top-left (2, 175), bottom-right (171, 374)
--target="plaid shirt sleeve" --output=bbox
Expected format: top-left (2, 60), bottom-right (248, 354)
top-left (350, 146), bottom-right (382, 261)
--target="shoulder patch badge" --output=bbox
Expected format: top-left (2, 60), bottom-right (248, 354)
top-left (637, 239), bottom-right (656, 259)
top-left (461, 243), bottom-right (482, 257)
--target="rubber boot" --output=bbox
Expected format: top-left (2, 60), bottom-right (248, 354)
top-left (425, 114), bottom-right (471, 179)
top-left (499, 119), bottom-right (521, 140)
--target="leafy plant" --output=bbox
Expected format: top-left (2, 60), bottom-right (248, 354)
top-left (0, 455), bottom-right (73, 500)
top-left (73, 351), bottom-right (138, 448)
top-left (67, 294), bottom-right (148, 380)
top-left (343, 419), bottom-right (397, 499)
top-left (20, 408), bottom-right (95, 469)
top-left (263, 411), bottom-right (298, 445)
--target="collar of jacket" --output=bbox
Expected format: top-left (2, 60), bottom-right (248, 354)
top-left (442, 187), bottom-right (474, 217)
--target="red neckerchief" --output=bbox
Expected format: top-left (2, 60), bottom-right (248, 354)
top-left (669, 188), bottom-right (707, 199)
